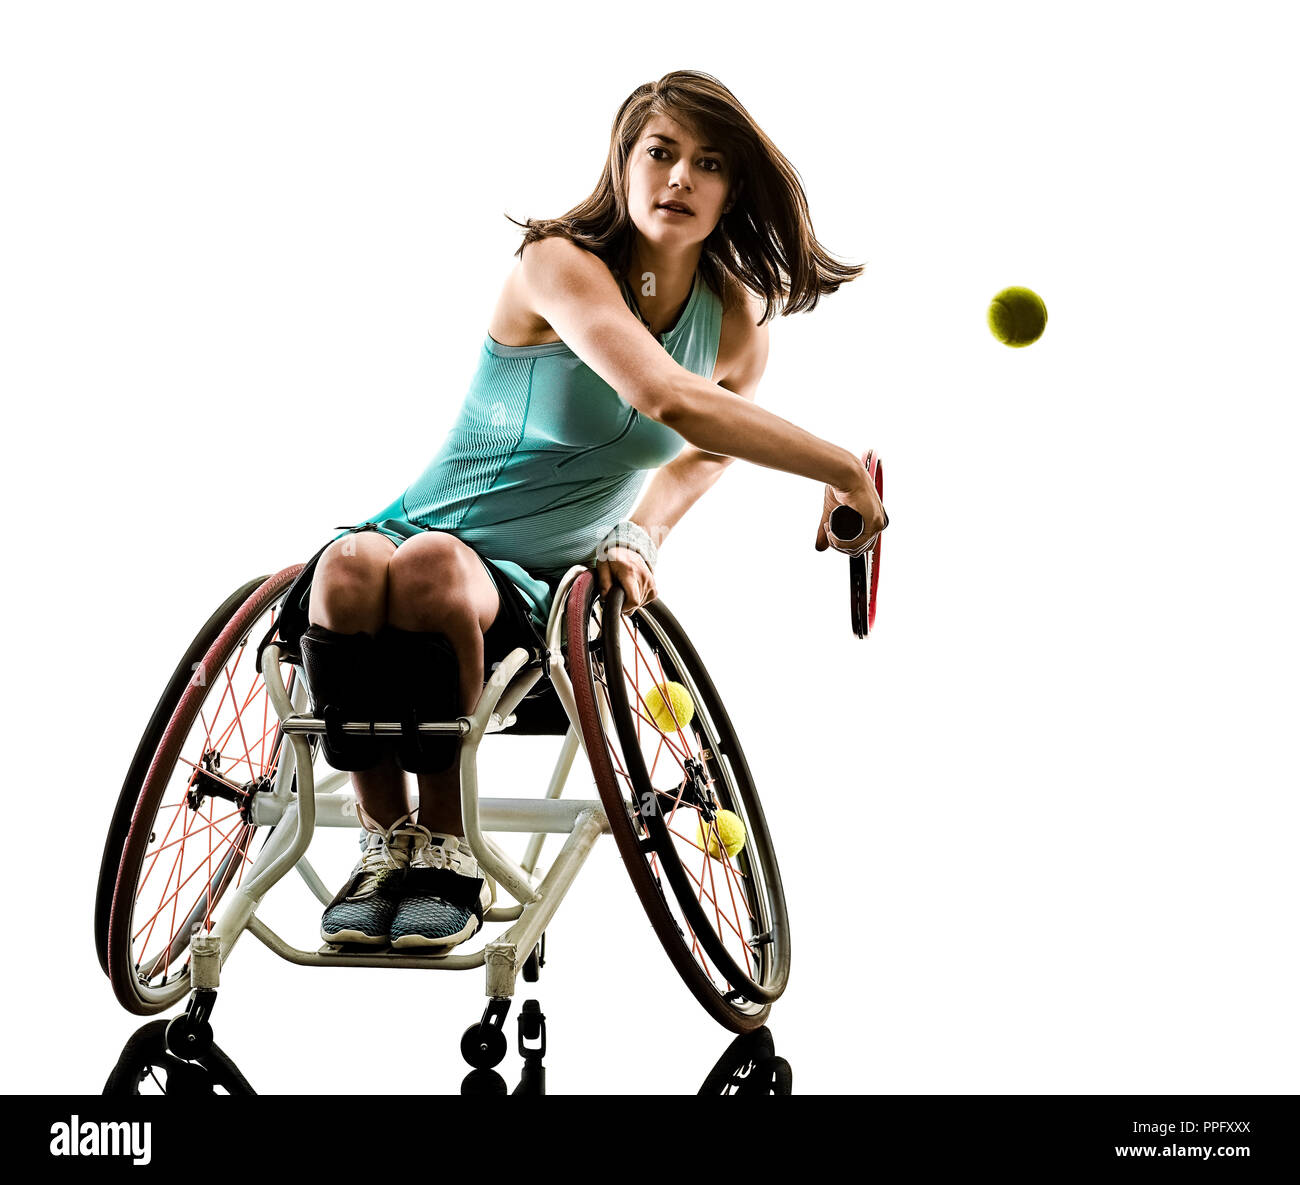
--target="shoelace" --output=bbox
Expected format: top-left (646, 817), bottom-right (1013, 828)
top-left (411, 836), bottom-right (494, 912)
top-left (350, 816), bottom-right (434, 897)
top-left (414, 836), bottom-right (477, 876)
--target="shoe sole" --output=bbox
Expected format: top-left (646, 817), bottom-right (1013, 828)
top-left (390, 916), bottom-right (480, 951)
top-left (321, 927), bottom-right (390, 946)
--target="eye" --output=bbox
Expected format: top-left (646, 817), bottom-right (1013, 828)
top-left (700, 158), bottom-right (722, 173)
top-left (647, 146), bottom-right (669, 161)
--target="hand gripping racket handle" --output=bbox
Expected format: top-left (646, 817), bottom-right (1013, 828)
top-left (829, 504), bottom-right (864, 540)
top-left (827, 450), bottom-right (885, 553)
top-left (846, 450), bottom-right (884, 639)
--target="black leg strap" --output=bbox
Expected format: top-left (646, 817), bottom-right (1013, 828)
top-left (300, 626), bottom-right (391, 771)
top-left (377, 626), bottom-right (462, 774)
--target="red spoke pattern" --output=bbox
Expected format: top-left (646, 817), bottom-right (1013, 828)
top-left (128, 608), bottom-right (288, 990)
top-left (592, 601), bottom-right (762, 995)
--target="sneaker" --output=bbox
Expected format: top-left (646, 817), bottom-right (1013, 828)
top-left (320, 814), bottom-right (432, 946)
top-left (389, 833), bottom-right (495, 951)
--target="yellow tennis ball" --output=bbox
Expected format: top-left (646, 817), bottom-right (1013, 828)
top-left (696, 809), bottom-right (746, 860)
top-left (987, 285), bottom-right (1048, 347)
top-left (644, 681), bottom-right (694, 733)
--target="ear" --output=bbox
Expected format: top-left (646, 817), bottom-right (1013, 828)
top-left (724, 177), bottom-right (743, 213)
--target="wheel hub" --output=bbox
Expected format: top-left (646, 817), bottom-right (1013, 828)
top-left (186, 749), bottom-right (270, 824)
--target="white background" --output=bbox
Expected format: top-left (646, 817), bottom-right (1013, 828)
top-left (3, 0), bottom-right (1297, 1095)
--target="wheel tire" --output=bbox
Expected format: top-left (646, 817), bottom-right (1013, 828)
top-left (565, 571), bottom-right (790, 1034)
top-left (105, 566), bottom-right (303, 1014)
top-left (461, 1024), bottom-right (508, 1070)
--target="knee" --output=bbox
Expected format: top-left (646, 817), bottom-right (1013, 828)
top-left (387, 533), bottom-right (481, 632)
top-left (309, 534), bottom-right (394, 628)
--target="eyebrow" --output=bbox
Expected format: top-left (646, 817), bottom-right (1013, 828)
top-left (647, 133), bottom-right (726, 157)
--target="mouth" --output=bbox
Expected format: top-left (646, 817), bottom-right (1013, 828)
top-left (657, 202), bottom-right (694, 216)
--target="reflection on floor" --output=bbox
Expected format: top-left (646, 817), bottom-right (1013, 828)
top-left (101, 1005), bottom-right (793, 1096)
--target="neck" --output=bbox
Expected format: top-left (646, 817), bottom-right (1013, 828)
top-left (623, 245), bottom-right (701, 335)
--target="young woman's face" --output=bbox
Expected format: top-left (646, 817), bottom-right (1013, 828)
top-left (625, 112), bottom-right (733, 251)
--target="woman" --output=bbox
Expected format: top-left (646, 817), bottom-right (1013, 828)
top-left (297, 69), bottom-right (889, 954)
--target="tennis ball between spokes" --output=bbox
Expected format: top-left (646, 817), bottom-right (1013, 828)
top-left (695, 809), bottom-right (747, 860)
top-left (645, 681), bottom-right (694, 733)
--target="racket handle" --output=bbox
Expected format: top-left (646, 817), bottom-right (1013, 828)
top-left (829, 504), bottom-right (864, 540)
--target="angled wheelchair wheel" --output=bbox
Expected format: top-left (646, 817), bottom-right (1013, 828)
top-left (104, 566), bottom-right (304, 1015)
top-left (95, 576), bottom-right (268, 975)
top-left (565, 570), bottom-right (790, 1034)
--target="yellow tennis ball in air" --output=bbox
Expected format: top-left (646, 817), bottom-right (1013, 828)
top-left (987, 285), bottom-right (1048, 347)
top-left (696, 810), bottom-right (746, 860)
top-left (645, 681), bottom-right (694, 733)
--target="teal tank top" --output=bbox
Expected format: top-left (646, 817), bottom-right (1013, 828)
top-left (364, 267), bottom-right (724, 631)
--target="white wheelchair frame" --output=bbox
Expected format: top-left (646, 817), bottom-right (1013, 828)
top-left (184, 563), bottom-right (610, 1004)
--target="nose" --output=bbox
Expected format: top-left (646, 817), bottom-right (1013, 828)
top-left (669, 162), bottom-right (695, 191)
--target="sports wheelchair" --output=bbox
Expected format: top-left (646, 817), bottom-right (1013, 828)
top-left (95, 559), bottom-right (790, 1069)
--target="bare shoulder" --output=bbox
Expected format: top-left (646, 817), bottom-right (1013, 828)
top-left (521, 233), bottom-right (605, 273)
top-left (713, 272), bottom-right (770, 391)
top-left (487, 238), bottom-right (614, 348)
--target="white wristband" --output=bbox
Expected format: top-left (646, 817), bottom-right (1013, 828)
top-left (596, 520), bottom-right (658, 572)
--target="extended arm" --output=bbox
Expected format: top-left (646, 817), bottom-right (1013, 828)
top-left (521, 237), bottom-right (875, 512)
top-left (628, 304), bottom-right (769, 549)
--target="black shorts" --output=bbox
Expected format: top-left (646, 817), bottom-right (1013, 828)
top-left (477, 552), bottom-right (551, 667)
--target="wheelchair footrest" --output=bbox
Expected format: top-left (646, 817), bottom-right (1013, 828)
top-left (316, 941), bottom-right (468, 962)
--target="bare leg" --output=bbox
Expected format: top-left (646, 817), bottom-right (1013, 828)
top-left (306, 531), bottom-right (411, 831)
top-left (412, 766), bottom-right (464, 836)
top-left (386, 534), bottom-right (502, 836)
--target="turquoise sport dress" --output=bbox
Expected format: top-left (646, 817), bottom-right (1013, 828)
top-left (348, 269), bottom-right (724, 635)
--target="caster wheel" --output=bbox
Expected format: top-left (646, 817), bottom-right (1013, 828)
top-left (518, 999), bottom-right (544, 1043)
top-left (164, 1015), bottom-right (213, 1060)
top-left (461, 1023), bottom-right (507, 1070)
top-left (522, 931), bottom-right (545, 982)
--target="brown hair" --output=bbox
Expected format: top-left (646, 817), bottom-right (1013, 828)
top-left (507, 70), bottom-right (863, 323)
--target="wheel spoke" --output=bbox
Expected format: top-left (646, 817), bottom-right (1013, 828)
top-left (194, 640), bottom-right (249, 755)
top-left (690, 847), bottom-right (755, 971)
top-left (134, 814), bottom-right (254, 971)
top-left (222, 661), bottom-right (258, 780)
top-left (207, 823), bottom-right (253, 926)
top-left (187, 706), bottom-right (280, 781)
top-left (200, 675), bottom-right (270, 777)
top-left (136, 799), bottom-right (202, 959)
top-left (141, 807), bottom-right (243, 860)
top-left (135, 788), bottom-right (191, 899)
